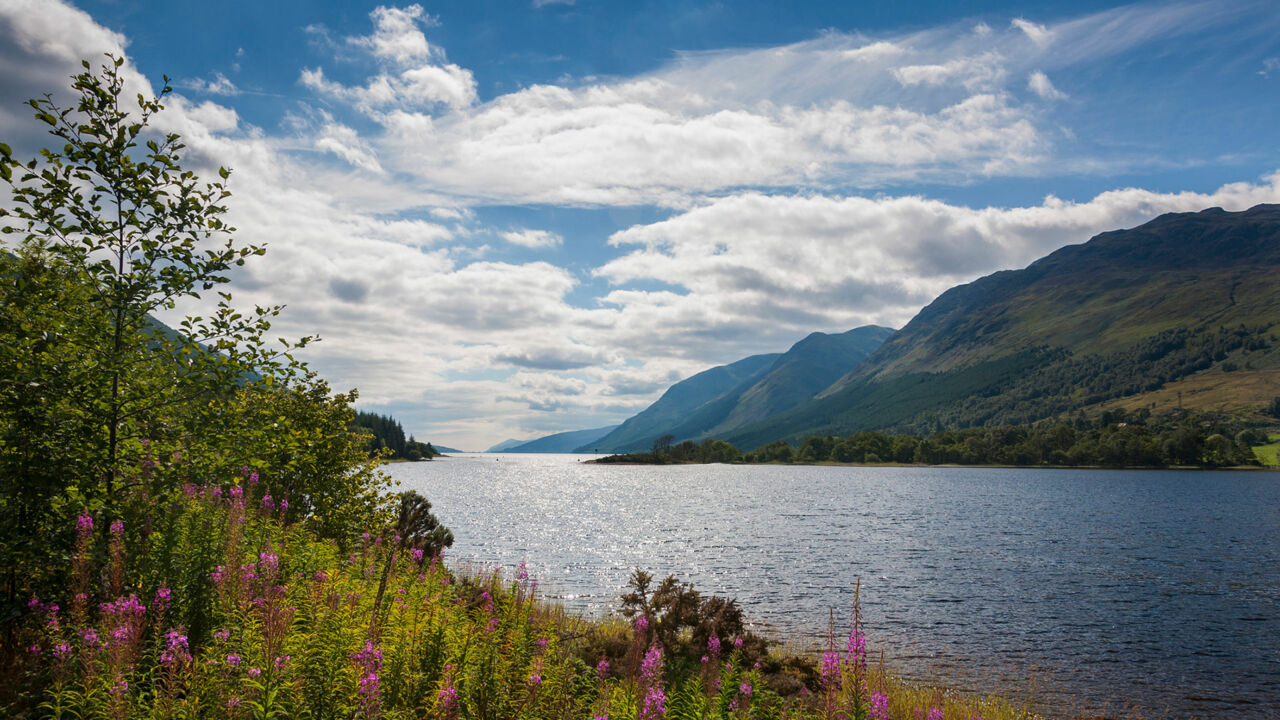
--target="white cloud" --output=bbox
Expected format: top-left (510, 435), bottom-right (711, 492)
top-left (501, 229), bottom-right (563, 248)
top-left (349, 4), bottom-right (434, 64)
top-left (893, 52), bottom-right (1006, 90)
top-left (1260, 57), bottom-right (1280, 78)
top-left (1027, 70), bottom-right (1066, 100)
top-left (1011, 18), bottom-right (1054, 47)
top-left (182, 72), bottom-right (240, 96)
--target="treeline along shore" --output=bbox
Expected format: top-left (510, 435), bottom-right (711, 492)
top-left (591, 408), bottom-right (1273, 468)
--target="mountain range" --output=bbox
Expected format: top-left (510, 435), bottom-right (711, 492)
top-left (505, 205), bottom-right (1280, 453)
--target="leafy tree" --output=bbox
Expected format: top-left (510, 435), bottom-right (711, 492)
top-left (0, 58), bottom-right (389, 639)
top-left (0, 56), bottom-right (309, 502)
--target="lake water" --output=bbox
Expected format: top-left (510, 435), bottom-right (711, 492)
top-left (389, 454), bottom-right (1280, 719)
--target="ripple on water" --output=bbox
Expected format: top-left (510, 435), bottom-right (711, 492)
top-left (390, 455), bottom-right (1280, 719)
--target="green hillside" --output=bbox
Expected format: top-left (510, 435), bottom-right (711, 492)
top-left (586, 326), bottom-right (892, 452)
top-left (723, 205), bottom-right (1280, 448)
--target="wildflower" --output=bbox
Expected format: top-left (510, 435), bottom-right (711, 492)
top-left (27, 595), bottom-right (41, 610)
top-left (639, 644), bottom-right (666, 720)
top-left (76, 514), bottom-right (93, 536)
top-left (154, 587), bottom-right (171, 610)
top-left (230, 486), bottom-right (243, 499)
top-left (634, 614), bottom-right (649, 635)
top-left (870, 692), bottom-right (891, 720)
top-left (701, 655), bottom-right (709, 664)
top-left (211, 486), bottom-right (223, 499)
top-left (596, 656), bottom-right (610, 682)
top-left (928, 708), bottom-right (944, 720)
top-left (28, 644), bottom-right (40, 656)
top-left (411, 547), bottom-right (424, 563)
top-left (733, 636), bottom-right (744, 650)
top-left (707, 633), bottom-right (721, 656)
top-left (821, 650), bottom-right (842, 689)
top-left (261, 495), bottom-right (274, 510)
top-left (227, 696), bottom-right (241, 708)
top-left (159, 629), bottom-right (191, 665)
top-left (214, 629), bottom-right (231, 642)
top-left (527, 672), bottom-right (542, 686)
top-left (249, 472), bottom-right (259, 484)
top-left (110, 519), bottom-right (124, 536)
top-left (109, 678), bottom-right (128, 696)
top-left (226, 654), bottom-right (242, 666)
top-left (259, 551), bottom-right (279, 570)
top-left (275, 655), bottom-right (290, 670)
top-left (279, 498), bottom-right (289, 512)
top-left (81, 628), bottom-right (100, 647)
top-left (248, 667), bottom-right (261, 678)
top-left (739, 682), bottom-right (753, 698)
top-left (517, 561), bottom-right (529, 580)
top-left (53, 642), bottom-right (71, 658)
top-left (437, 684), bottom-right (459, 712)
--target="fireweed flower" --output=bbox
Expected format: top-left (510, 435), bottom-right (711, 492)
top-left (214, 629), bottom-right (231, 642)
top-left (734, 636), bottom-right (743, 649)
top-left (707, 634), bottom-right (721, 656)
top-left (411, 548), bottom-right (424, 563)
top-left (517, 561), bottom-right (529, 581)
top-left (928, 708), bottom-right (944, 720)
top-left (248, 667), bottom-right (261, 678)
top-left (226, 654), bottom-right (241, 666)
top-left (639, 644), bottom-right (666, 720)
top-left (634, 615), bottom-right (649, 636)
top-left (869, 692), bottom-right (891, 720)
top-left (596, 657), bottom-right (610, 682)
top-left (739, 682), bottom-right (753, 698)
top-left (159, 630), bottom-right (191, 665)
top-left (821, 650), bottom-right (842, 689)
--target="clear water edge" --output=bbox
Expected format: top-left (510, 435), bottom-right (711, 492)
top-left (388, 454), bottom-right (1280, 719)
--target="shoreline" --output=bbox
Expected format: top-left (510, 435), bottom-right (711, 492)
top-left (585, 456), bottom-right (1277, 471)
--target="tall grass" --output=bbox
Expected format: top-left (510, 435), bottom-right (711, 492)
top-left (16, 478), bottom-right (1046, 720)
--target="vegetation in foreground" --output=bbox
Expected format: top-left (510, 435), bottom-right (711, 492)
top-left (12, 474), bottom-right (1039, 720)
top-left (593, 409), bottom-right (1273, 468)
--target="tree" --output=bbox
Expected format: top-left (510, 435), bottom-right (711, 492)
top-left (0, 56), bottom-right (309, 506)
top-left (0, 57), bottom-right (384, 639)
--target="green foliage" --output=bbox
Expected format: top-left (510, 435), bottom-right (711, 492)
top-left (351, 410), bottom-right (440, 461)
top-left (0, 58), bottom-right (387, 649)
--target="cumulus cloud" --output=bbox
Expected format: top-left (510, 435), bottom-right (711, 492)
top-left (1011, 18), bottom-right (1054, 47)
top-left (494, 343), bottom-right (616, 370)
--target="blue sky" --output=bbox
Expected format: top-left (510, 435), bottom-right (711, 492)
top-left (2, 0), bottom-right (1279, 449)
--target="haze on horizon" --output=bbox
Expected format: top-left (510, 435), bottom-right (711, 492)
top-left (1, 0), bottom-right (1278, 450)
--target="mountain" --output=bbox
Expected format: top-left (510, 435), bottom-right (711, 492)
top-left (579, 353), bottom-right (780, 453)
top-left (431, 445), bottom-right (463, 454)
top-left (722, 205), bottom-right (1280, 449)
top-left (582, 325), bottom-right (894, 452)
top-left (485, 438), bottom-right (526, 453)
top-left (503, 425), bottom-right (618, 453)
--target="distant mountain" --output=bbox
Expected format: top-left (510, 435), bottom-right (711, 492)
top-left (485, 438), bottom-right (526, 453)
top-left (503, 425), bottom-right (618, 453)
top-left (579, 353), bottom-right (780, 453)
top-left (431, 445), bottom-right (463, 454)
top-left (582, 325), bottom-right (893, 453)
top-left (722, 205), bottom-right (1280, 449)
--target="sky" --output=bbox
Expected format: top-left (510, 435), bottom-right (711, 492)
top-left (1, 0), bottom-right (1278, 451)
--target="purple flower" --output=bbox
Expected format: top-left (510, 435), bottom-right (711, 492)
top-left (53, 642), bottom-right (71, 658)
top-left (634, 615), bottom-right (649, 635)
top-left (110, 519), bottom-right (123, 537)
top-left (527, 672), bottom-right (542, 686)
top-left (76, 514), bottom-right (93, 535)
top-left (27, 644), bottom-right (40, 655)
top-left (159, 629), bottom-right (191, 665)
top-left (596, 657), bottom-right (610, 682)
top-left (259, 551), bottom-right (279, 570)
top-left (739, 682), bottom-right (753, 698)
top-left (248, 667), bottom-right (261, 678)
top-left (214, 629), bottom-right (231, 642)
top-left (230, 486), bottom-right (243, 499)
top-left (734, 636), bottom-right (744, 650)
top-left (821, 650), bottom-right (842, 689)
top-left (870, 692), bottom-right (891, 720)
top-left (227, 697), bottom-right (241, 708)
top-left (261, 495), bottom-right (274, 510)
top-left (80, 629), bottom-right (100, 647)
top-left (928, 708), bottom-right (944, 720)
top-left (437, 684), bottom-right (458, 711)
top-left (639, 645), bottom-right (666, 720)
top-left (226, 654), bottom-right (241, 666)
top-left (517, 561), bottom-right (529, 581)
top-left (411, 548), bottom-right (424, 563)
top-left (701, 655), bottom-right (709, 664)
top-left (707, 634), bottom-right (721, 656)
top-left (279, 498), bottom-right (289, 512)
top-left (249, 472), bottom-right (259, 484)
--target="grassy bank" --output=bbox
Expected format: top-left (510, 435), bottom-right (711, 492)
top-left (13, 477), bottom-right (1048, 720)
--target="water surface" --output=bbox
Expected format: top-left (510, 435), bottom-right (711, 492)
top-left (390, 454), bottom-right (1280, 718)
